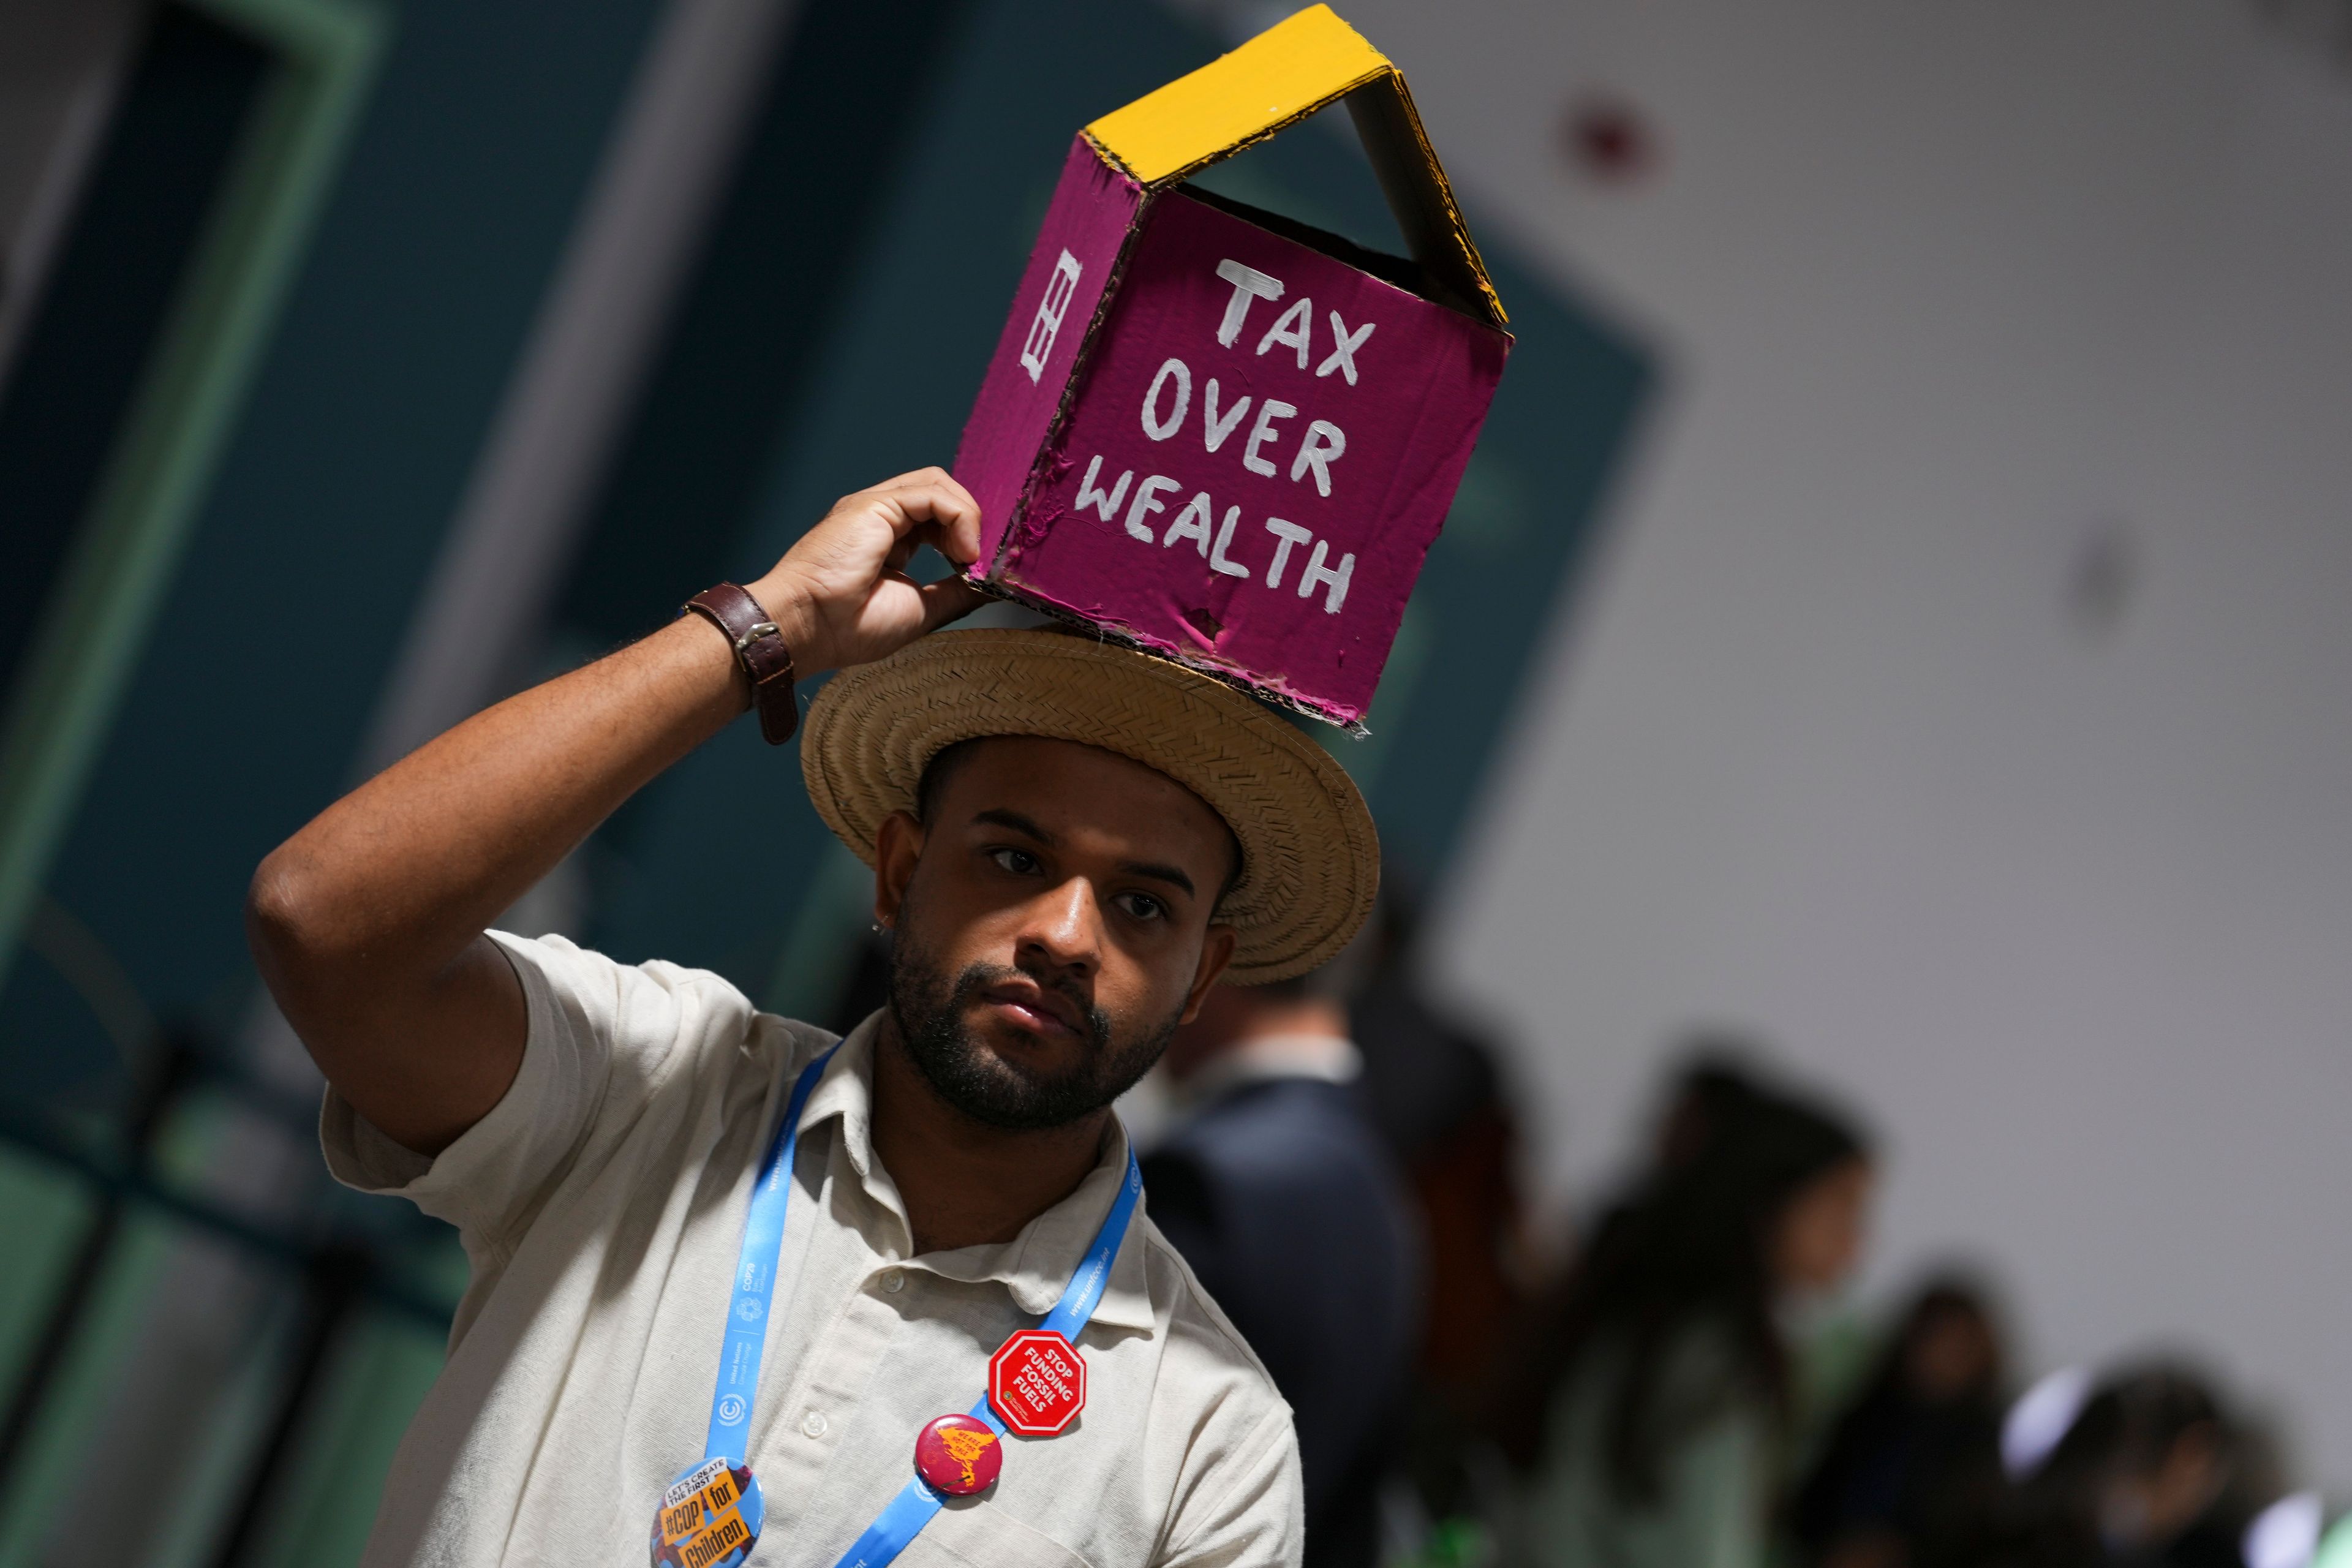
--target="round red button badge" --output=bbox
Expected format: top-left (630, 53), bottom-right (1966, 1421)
top-left (914, 1414), bottom-right (1002, 1495)
top-left (987, 1329), bottom-right (1087, 1436)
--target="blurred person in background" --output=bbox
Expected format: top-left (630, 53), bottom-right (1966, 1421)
top-left (1142, 970), bottom-right (1423, 1568)
top-left (1793, 1276), bottom-right (2012, 1568)
top-left (1507, 1069), bottom-right (1875, 1568)
top-left (1493, 1049), bottom-right (1849, 1465)
top-left (1647, 1046), bottom-right (1770, 1172)
top-left (2021, 1365), bottom-right (2253, 1568)
top-left (1348, 889), bottom-right (1536, 1547)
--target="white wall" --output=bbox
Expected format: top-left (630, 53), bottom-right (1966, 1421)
top-left (1270, 0), bottom-right (2352, 1495)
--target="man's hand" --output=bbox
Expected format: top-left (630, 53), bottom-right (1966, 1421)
top-left (748, 468), bottom-right (989, 678)
top-left (247, 468), bottom-right (988, 1155)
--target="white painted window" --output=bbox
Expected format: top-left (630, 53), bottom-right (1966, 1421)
top-left (1020, 249), bottom-right (1082, 383)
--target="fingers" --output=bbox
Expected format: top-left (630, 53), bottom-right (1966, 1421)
top-left (868, 468), bottom-right (983, 567)
top-left (916, 576), bottom-right (990, 633)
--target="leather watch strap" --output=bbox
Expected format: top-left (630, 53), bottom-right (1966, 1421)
top-left (682, 582), bottom-right (799, 745)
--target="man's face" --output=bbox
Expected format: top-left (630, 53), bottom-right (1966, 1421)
top-left (874, 736), bottom-right (1240, 1131)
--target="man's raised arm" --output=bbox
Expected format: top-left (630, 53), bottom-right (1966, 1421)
top-left (246, 470), bottom-right (984, 1156)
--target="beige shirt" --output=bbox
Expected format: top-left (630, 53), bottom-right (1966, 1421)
top-left (323, 932), bottom-right (1303, 1568)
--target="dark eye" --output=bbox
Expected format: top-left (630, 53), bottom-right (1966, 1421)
top-left (988, 846), bottom-right (1042, 876)
top-left (1114, 891), bottom-right (1167, 922)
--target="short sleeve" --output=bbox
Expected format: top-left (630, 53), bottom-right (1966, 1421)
top-left (1156, 1404), bottom-right (1305, 1568)
top-left (318, 931), bottom-right (725, 1253)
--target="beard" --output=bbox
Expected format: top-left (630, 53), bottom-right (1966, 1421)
top-left (886, 927), bottom-right (1182, 1132)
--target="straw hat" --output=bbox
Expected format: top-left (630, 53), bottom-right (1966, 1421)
top-left (800, 628), bottom-right (1378, 984)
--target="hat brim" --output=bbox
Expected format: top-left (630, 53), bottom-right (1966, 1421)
top-left (800, 628), bottom-right (1378, 984)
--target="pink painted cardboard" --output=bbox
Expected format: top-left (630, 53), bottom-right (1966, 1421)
top-left (989, 187), bottom-right (1506, 724)
top-left (952, 120), bottom-right (1510, 726)
top-left (955, 136), bottom-right (1143, 565)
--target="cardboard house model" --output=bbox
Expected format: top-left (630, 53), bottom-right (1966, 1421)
top-left (953, 5), bottom-right (1511, 729)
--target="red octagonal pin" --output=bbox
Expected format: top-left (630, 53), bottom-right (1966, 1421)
top-left (988, 1329), bottom-right (1086, 1436)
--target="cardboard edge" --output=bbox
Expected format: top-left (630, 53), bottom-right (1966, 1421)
top-left (1086, 70), bottom-right (1505, 334)
top-left (1082, 4), bottom-right (1389, 184)
top-left (978, 160), bottom-right (1155, 579)
top-left (1342, 74), bottom-right (1507, 330)
top-left (1074, 3), bottom-right (1504, 330)
top-left (1082, 67), bottom-right (1389, 192)
top-left (966, 575), bottom-right (1373, 738)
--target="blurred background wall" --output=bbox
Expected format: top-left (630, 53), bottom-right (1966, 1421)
top-left (1308, 0), bottom-right (2352, 1498)
top-left (0, 0), bottom-right (2346, 1562)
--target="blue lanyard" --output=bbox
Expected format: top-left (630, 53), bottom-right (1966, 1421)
top-left (833, 1150), bottom-right (1141, 1568)
top-left (706, 1043), bottom-right (839, 1463)
top-left (703, 1043), bottom-right (1144, 1567)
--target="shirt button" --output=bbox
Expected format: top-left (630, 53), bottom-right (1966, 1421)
top-left (881, 1270), bottom-right (905, 1294)
top-left (801, 1409), bottom-right (828, 1439)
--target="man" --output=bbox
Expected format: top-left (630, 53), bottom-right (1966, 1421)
top-left (1141, 973), bottom-right (1422, 1568)
top-left (247, 469), bottom-right (1378, 1568)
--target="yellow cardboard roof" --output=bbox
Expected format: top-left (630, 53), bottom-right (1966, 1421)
top-left (1085, 6), bottom-right (1507, 330)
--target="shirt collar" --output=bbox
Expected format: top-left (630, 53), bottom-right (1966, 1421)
top-left (797, 1013), bottom-right (1157, 1334)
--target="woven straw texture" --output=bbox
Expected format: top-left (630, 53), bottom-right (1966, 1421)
top-left (800, 628), bottom-right (1378, 984)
